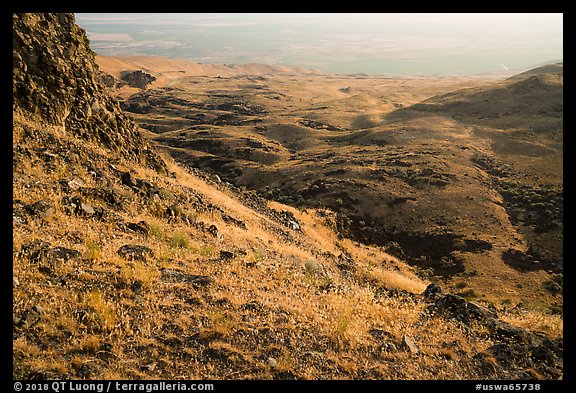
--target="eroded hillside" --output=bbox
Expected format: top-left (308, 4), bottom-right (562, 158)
top-left (13, 13), bottom-right (563, 380)
top-left (99, 55), bottom-right (563, 312)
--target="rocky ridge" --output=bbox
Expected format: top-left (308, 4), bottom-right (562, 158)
top-left (13, 13), bottom-right (165, 173)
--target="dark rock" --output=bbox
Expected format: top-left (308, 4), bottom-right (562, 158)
top-left (19, 240), bottom-right (52, 262)
top-left (121, 171), bottom-right (137, 187)
top-left (386, 288), bottom-right (417, 301)
top-left (127, 221), bottom-right (150, 235)
top-left (219, 250), bottom-right (236, 261)
top-left (48, 247), bottom-right (80, 262)
top-left (430, 294), bottom-right (496, 325)
top-left (98, 71), bottom-right (117, 88)
top-left (221, 214), bottom-right (246, 229)
top-left (485, 319), bottom-right (528, 340)
top-left (161, 269), bottom-right (214, 287)
top-left (422, 283), bottom-right (442, 301)
top-left (13, 13), bottom-right (167, 174)
top-left (120, 70), bottom-right (156, 89)
top-left (117, 244), bottom-right (154, 261)
top-left (207, 225), bottom-right (224, 242)
top-left (336, 253), bottom-right (355, 271)
top-left (369, 329), bottom-right (394, 341)
top-left (241, 301), bottom-right (262, 311)
top-left (79, 187), bottom-right (123, 208)
top-left (189, 275), bottom-right (215, 287)
top-left (131, 281), bottom-right (143, 293)
top-left (24, 200), bottom-right (54, 218)
top-left (384, 241), bottom-right (407, 260)
top-left (482, 343), bottom-right (530, 368)
top-left (13, 208), bottom-right (28, 225)
top-left (134, 178), bottom-right (161, 197)
top-left (61, 195), bottom-right (97, 217)
top-left (15, 306), bottom-right (42, 328)
top-left (38, 265), bottom-right (55, 276)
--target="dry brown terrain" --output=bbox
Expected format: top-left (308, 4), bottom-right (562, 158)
top-left (13, 13), bottom-right (563, 381)
top-left (97, 56), bottom-right (563, 310)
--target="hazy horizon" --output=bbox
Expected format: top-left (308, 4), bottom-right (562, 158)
top-left (75, 13), bottom-right (563, 76)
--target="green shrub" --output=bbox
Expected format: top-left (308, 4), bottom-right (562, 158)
top-left (85, 240), bottom-right (102, 261)
top-left (454, 281), bottom-right (468, 289)
top-left (170, 232), bottom-right (189, 249)
top-left (542, 279), bottom-right (562, 294)
top-left (458, 288), bottom-right (477, 300)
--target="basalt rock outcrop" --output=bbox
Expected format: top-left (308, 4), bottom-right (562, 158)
top-left (12, 13), bottom-right (166, 173)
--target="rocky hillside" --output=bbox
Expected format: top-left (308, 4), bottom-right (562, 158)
top-left (13, 13), bottom-right (165, 173)
top-left (13, 13), bottom-right (563, 380)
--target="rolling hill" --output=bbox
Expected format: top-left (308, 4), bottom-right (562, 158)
top-left (13, 13), bottom-right (563, 380)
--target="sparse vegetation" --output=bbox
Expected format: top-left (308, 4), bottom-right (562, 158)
top-left (169, 231), bottom-right (190, 249)
top-left (84, 239), bottom-right (102, 261)
top-left (12, 12), bottom-right (563, 380)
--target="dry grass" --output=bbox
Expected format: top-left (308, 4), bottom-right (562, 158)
top-left (13, 101), bottom-right (562, 380)
top-left (501, 310), bottom-right (563, 339)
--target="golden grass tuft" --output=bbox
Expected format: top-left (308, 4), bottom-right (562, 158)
top-left (82, 289), bottom-right (117, 332)
top-left (501, 310), bottom-right (563, 339)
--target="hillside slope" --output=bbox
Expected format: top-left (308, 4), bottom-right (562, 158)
top-left (98, 55), bottom-right (563, 313)
top-left (13, 13), bottom-right (562, 380)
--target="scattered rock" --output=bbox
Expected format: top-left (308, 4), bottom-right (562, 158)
top-left (219, 250), bottom-right (236, 261)
top-left (24, 200), bottom-right (55, 218)
top-left (401, 334), bottom-right (420, 354)
top-left (120, 70), bottom-right (156, 89)
top-left (161, 269), bottom-right (214, 287)
top-left (38, 265), bottom-right (55, 276)
top-left (288, 220), bottom-right (300, 231)
top-left (267, 357), bottom-right (278, 368)
top-left (336, 253), bottom-right (355, 271)
top-left (241, 301), bottom-right (262, 311)
top-left (422, 283), bottom-right (442, 301)
top-left (48, 247), bottom-right (81, 262)
top-left (369, 328), bottom-right (394, 341)
top-left (384, 241), bottom-right (407, 260)
top-left (61, 195), bottom-right (100, 218)
top-left (117, 244), bottom-right (154, 262)
top-left (19, 240), bottom-right (52, 262)
top-left (13, 208), bottom-right (28, 225)
top-left (78, 202), bottom-right (95, 216)
top-left (121, 171), bottom-right (137, 188)
top-left (15, 306), bottom-right (43, 328)
top-left (430, 294), bottom-right (496, 325)
top-left (207, 225), bottom-right (224, 242)
top-left (19, 241), bottom-right (79, 264)
top-left (67, 178), bottom-right (84, 191)
top-left (127, 220), bottom-right (150, 235)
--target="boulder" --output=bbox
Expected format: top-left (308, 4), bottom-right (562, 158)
top-left (127, 221), bottom-right (150, 235)
top-left (207, 225), bottom-right (224, 242)
top-left (120, 70), bottom-right (156, 89)
top-left (161, 269), bottom-right (214, 287)
top-left (24, 200), bottom-right (55, 218)
top-left (117, 244), bottom-right (154, 262)
top-left (422, 283), bottom-right (442, 301)
top-left (430, 294), bottom-right (496, 325)
top-left (384, 241), bottom-right (407, 260)
top-left (401, 334), bottom-right (420, 354)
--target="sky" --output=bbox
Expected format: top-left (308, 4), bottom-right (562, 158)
top-left (75, 13), bottom-right (563, 76)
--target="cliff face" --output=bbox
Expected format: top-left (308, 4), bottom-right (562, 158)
top-left (12, 13), bottom-right (166, 172)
